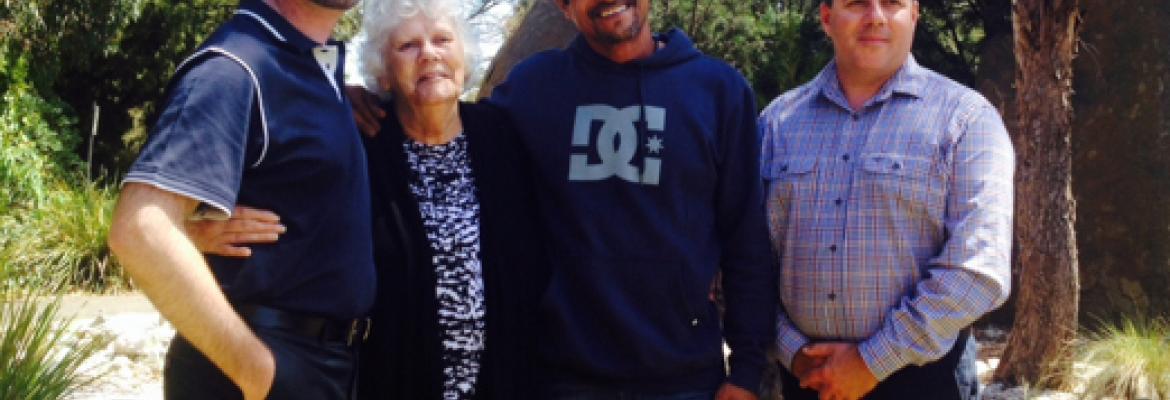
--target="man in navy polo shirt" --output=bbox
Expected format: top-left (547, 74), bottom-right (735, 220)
top-left (107, 0), bottom-right (372, 399)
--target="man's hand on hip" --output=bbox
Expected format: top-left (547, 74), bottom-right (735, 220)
top-left (186, 206), bottom-right (284, 257)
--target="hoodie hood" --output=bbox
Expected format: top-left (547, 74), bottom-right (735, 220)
top-left (567, 28), bottom-right (702, 71)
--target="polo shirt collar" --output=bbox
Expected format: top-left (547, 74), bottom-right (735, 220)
top-left (236, 0), bottom-right (337, 51)
top-left (816, 55), bottom-right (927, 111)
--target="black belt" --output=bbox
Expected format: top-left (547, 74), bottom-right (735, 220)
top-left (236, 304), bottom-right (370, 346)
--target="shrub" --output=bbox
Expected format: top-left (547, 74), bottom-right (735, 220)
top-left (0, 291), bottom-right (110, 399)
top-left (0, 82), bottom-right (81, 214)
top-left (0, 180), bottom-right (125, 292)
top-left (1075, 317), bottom-right (1170, 399)
top-left (0, 73), bottom-right (126, 292)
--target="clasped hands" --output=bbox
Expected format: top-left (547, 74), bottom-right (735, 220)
top-left (790, 342), bottom-right (878, 400)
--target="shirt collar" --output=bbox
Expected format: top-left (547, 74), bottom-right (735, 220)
top-left (237, 0), bottom-right (339, 52)
top-left (815, 55), bottom-right (927, 111)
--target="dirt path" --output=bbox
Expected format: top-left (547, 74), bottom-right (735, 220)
top-left (54, 293), bottom-right (157, 318)
top-left (50, 293), bottom-right (170, 400)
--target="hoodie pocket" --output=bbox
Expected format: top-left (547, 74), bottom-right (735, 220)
top-left (537, 257), bottom-right (717, 373)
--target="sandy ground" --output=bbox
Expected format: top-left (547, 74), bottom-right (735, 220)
top-left (49, 293), bottom-right (170, 400)
top-left (47, 293), bottom-right (1077, 400)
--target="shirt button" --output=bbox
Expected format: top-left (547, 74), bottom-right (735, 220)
top-left (828, 293), bottom-right (837, 300)
top-left (834, 198), bottom-right (843, 205)
top-left (829, 244), bottom-right (838, 252)
top-left (691, 318), bottom-right (699, 327)
top-left (892, 162), bottom-right (902, 170)
top-left (842, 154), bottom-right (850, 161)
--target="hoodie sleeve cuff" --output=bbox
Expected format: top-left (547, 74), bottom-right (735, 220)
top-left (727, 349), bottom-right (766, 396)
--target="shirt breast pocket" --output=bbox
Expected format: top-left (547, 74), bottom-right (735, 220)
top-left (859, 153), bottom-right (945, 212)
top-left (763, 157), bottom-right (818, 223)
top-left (763, 156), bottom-right (817, 183)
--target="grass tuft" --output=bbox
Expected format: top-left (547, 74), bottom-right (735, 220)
top-left (1075, 317), bottom-right (1170, 400)
top-left (0, 179), bottom-right (127, 292)
top-left (0, 291), bottom-right (111, 399)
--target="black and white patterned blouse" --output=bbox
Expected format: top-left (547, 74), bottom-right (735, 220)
top-left (403, 134), bottom-right (486, 400)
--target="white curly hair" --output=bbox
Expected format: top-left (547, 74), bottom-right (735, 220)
top-left (355, 0), bottom-right (481, 97)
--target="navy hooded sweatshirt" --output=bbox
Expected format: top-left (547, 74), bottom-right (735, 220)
top-left (488, 29), bottom-right (777, 394)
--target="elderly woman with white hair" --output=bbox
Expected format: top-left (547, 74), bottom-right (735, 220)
top-left (353, 0), bottom-right (546, 398)
top-left (192, 0), bottom-right (547, 398)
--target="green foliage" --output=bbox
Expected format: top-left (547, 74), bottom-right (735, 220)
top-left (653, 0), bottom-right (832, 105)
top-left (0, 1), bottom-right (233, 292)
top-left (651, 0), bottom-right (1008, 104)
top-left (914, 0), bottom-right (1001, 85)
top-left (1, 180), bottom-right (124, 293)
top-left (0, 60), bottom-right (124, 292)
top-left (0, 83), bottom-right (81, 214)
top-left (0, 292), bottom-right (111, 399)
top-left (1, 0), bottom-right (237, 173)
top-left (1074, 317), bottom-right (1170, 399)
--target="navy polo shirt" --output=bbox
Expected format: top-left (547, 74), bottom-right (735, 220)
top-left (125, 0), bottom-right (375, 320)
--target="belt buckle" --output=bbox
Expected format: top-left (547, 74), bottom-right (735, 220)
top-left (347, 318), bottom-right (371, 346)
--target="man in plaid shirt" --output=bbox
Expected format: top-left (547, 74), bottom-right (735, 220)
top-left (757, 0), bottom-right (1014, 399)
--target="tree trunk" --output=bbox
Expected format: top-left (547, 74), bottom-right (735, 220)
top-left (993, 0), bottom-right (1081, 388)
top-left (475, 0), bottom-right (576, 99)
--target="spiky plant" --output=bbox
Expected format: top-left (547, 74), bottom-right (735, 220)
top-left (0, 180), bottom-right (127, 292)
top-left (1076, 317), bottom-right (1170, 399)
top-left (0, 291), bottom-right (111, 399)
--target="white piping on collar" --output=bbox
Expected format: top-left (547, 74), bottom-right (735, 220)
top-left (236, 8), bottom-right (341, 102)
top-left (176, 47), bottom-right (271, 168)
top-left (236, 9), bottom-right (287, 43)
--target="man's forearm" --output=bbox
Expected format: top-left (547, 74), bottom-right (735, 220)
top-left (109, 183), bottom-right (274, 398)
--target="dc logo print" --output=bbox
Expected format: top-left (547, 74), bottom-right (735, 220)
top-left (568, 105), bottom-right (666, 186)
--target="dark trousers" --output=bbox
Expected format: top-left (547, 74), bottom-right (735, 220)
top-left (542, 384), bottom-right (718, 400)
top-left (164, 326), bottom-right (356, 400)
top-left (780, 330), bottom-right (979, 400)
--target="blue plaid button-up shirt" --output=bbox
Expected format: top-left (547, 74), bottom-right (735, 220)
top-left (758, 57), bottom-right (1014, 380)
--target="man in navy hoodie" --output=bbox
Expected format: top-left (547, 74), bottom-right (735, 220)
top-left (484, 0), bottom-right (777, 398)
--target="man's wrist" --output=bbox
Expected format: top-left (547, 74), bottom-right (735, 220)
top-left (856, 334), bottom-right (905, 381)
top-left (223, 336), bottom-right (276, 398)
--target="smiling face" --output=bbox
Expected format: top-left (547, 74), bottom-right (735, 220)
top-left (558, 0), bottom-right (652, 47)
top-left (379, 14), bottom-right (466, 106)
top-left (821, 0), bottom-right (919, 82)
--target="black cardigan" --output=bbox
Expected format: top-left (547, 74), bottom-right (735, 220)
top-left (357, 102), bottom-right (548, 400)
